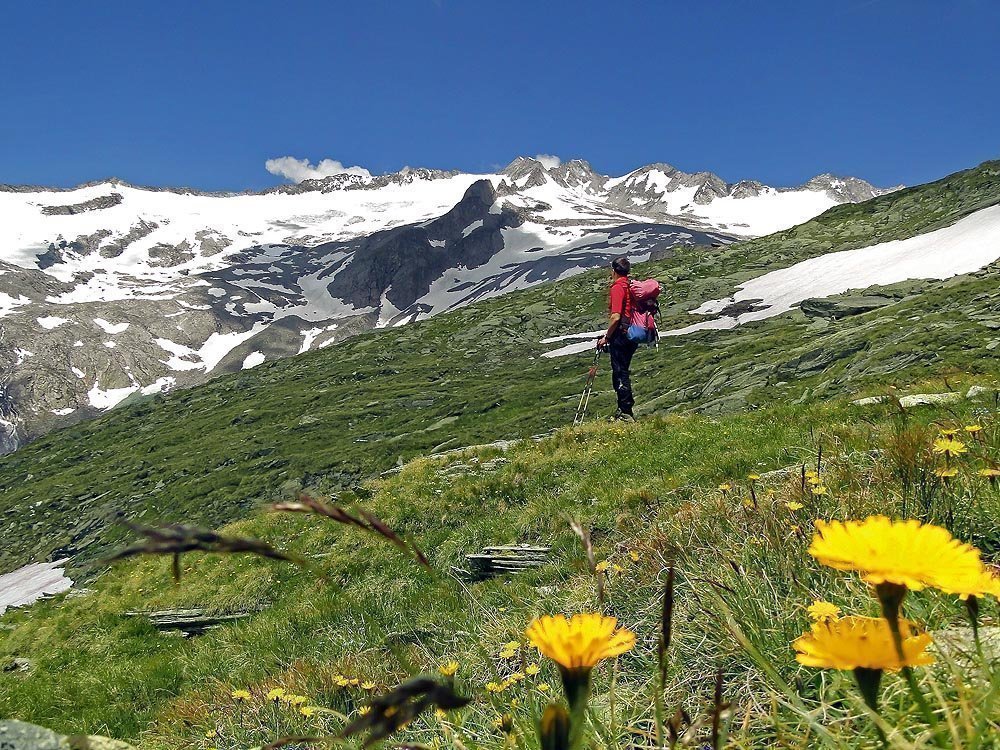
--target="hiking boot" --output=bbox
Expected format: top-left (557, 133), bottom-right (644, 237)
top-left (610, 411), bottom-right (636, 423)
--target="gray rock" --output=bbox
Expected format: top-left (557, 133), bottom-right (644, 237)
top-left (851, 395), bottom-right (887, 406)
top-left (0, 721), bottom-right (61, 750)
top-left (966, 385), bottom-right (998, 400)
top-left (2, 657), bottom-right (33, 673)
top-left (898, 392), bottom-right (963, 407)
top-left (0, 721), bottom-right (131, 750)
top-left (799, 295), bottom-right (895, 319)
top-left (40, 192), bottom-right (123, 216)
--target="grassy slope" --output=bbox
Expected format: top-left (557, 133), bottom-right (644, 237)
top-left (1, 389), bottom-right (998, 748)
top-left (1, 161), bottom-right (998, 575)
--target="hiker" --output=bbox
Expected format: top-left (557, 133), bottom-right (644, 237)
top-left (596, 256), bottom-right (639, 421)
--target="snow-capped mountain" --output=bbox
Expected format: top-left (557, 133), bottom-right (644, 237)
top-left (0, 157), bottom-right (891, 452)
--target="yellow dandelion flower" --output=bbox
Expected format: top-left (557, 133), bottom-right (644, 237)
top-left (965, 424), bottom-right (983, 434)
top-left (205, 729), bottom-right (218, 739)
top-left (805, 469), bottom-right (818, 478)
top-left (438, 660), bottom-right (459, 677)
top-left (435, 707), bottom-right (447, 719)
top-left (933, 437), bottom-right (968, 458)
top-left (748, 474), bottom-right (761, 481)
top-left (525, 613), bottom-right (636, 670)
top-left (299, 705), bottom-right (318, 717)
top-left (939, 428), bottom-right (960, 437)
top-left (595, 560), bottom-right (610, 573)
top-left (811, 485), bottom-right (828, 496)
top-left (509, 672), bottom-right (525, 682)
top-left (718, 483), bottom-right (732, 492)
top-left (793, 616), bottom-right (934, 671)
top-left (503, 641), bottom-right (521, 651)
top-left (486, 681), bottom-right (504, 693)
top-left (334, 676), bottom-right (349, 687)
top-left (348, 678), bottom-right (360, 686)
top-left (358, 705), bottom-right (371, 716)
top-left (537, 682), bottom-right (550, 692)
top-left (230, 689), bottom-right (252, 703)
top-left (361, 681), bottom-right (376, 691)
top-left (935, 466), bottom-right (959, 478)
top-left (806, 600), bottom-right (841, 623)
top-left (282, 693), bottom-right (308, 706)
top-left (977, 468), bottom-right (1000, 479)
top-left (786, 501), bottom-right (804, 511)
top-left (525, 662), bottom-right (540, 675)
top-left (498, 648), bottom-right (517, 659)
top-left (266, 687), bottom-right (286, 702)
top-left (612, 563), bottom-right (624, 573)
top-left (809, 516), bottom-right (987, 595)
top-left (807, 475), bottom-right (822, 486)
top-left (628, 550), bottom-right (640, 562)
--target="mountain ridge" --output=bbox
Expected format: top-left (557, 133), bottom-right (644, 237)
top-left (0, 157), bottom-right (896, 197)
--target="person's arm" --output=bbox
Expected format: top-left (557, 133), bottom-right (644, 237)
top-left (598, 281), bottom-right (625, 349)
top-left (597, 313), bottom-right (620, 349)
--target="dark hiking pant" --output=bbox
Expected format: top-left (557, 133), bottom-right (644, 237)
top-left (609, 333), bottom-right (639, 415)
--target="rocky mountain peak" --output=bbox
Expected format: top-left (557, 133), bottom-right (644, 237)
top-left (547, 160), bottom-right (607, 191)
top-left (803, 173), bottom-right (891, 202)
top-left (501, 157), bottom-right (550, 189)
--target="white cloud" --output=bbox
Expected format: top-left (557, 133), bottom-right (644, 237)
top-left (265, 156), bottom-right (372, 183)
top-left (534, 154), bottom-right (562, 169)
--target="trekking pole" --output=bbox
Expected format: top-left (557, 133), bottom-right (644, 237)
top-left (573, 348), bottom-right (603, 426)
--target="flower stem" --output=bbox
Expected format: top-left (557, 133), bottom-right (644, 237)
top-left (560, 667), bottom-right (592, 750)
top-left (853, 668), bottom-right (888, 749)
top-left (875, 582), bottom-right (946, 747)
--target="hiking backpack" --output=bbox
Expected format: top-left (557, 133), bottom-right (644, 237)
top-left (625, 279), bottom-right (661, 345)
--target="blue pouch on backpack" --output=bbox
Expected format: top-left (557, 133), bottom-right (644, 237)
top-left (626, 323), bottom-right (652, 343)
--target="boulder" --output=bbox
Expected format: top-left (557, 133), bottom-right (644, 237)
top-left (0, 721), bottom-right (135, 749)
top-left (898, 392), bottom-right (963, 408)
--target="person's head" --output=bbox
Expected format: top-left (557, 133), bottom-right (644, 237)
top-left (611, 256), bottom-right (630, 279)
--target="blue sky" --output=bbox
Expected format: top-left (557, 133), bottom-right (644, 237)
top-left (1, 1), bottom-right (997, 191)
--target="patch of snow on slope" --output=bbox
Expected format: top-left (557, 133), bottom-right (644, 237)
top-left (540, 330), bottom-right (605, 344)
top-left (94, 318), bottom-right (130, 334)
top-left (14, 349), bottom-right (33, 365)
top-left (200, 325), bottom-right (268, 372)
top-left (87, 381), bottom-right (138, 409)
top-left (0, 561), bottom-right (73, 615)
top-left (242, 351), bottom-right (266, 369)
top-left (462, 219), bottom-right (484, 237)
top-left (51, 407), bottom-right (76, 416)
top-left (541, 340), bottom-right (598, 358)
top-left (689, 203), bottom-right (1000, 328)
top-left (298, 327), bottom-right (324, 354)
top-left (0, 292), bottom-right (30, 317)
top-left (141, 376), bottom-right (176, 395)
top-left (37, 316), bottom-right (70, 329)
top-left (155, 338), bottom-right (203, 371)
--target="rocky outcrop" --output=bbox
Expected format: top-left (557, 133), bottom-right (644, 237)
top-left (325, 180), bottom-right (525, 311)
top-left (40, 192), bottom-right (123, 215)
top-left (0, 721), bottom-right (134, 749)
top-left (799, 295), bottom-right (895, 319)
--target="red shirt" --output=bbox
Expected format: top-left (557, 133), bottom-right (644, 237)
top-left (609, 277), bottom-right (633, 321)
